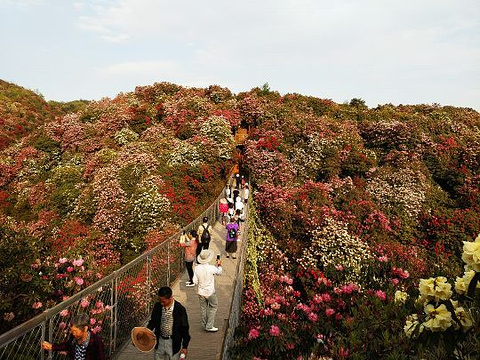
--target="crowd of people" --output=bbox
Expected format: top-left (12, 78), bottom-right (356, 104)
top-left (42, 173), bottom-right (248, 360)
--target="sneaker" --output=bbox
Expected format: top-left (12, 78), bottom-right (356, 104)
top-left (186, 282), bottom-right (195, 287)
top-left (206, 327), bottom-right (218, 332)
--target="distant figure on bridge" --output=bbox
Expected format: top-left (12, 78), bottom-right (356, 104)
top-left (234, 172), bottom-right (241, 189)
top-left (197, 217), bottom-right (213, 252)
top-left (243, 184), bottom-right (249, 203)
top-left (179, 230), bottom-right (198, 287)
top-left (219, 198), bottom-right (229, 225)
top-left (225, 184), bottom-right (231, 198)
top-left (147, 286), bottom-right (190, 360)
top-left (225, 217), bottom-right (240, 259)
top-left (193, 249), bottom-right (222, 332)
top-left (42, 313), bottom-right (105, 360)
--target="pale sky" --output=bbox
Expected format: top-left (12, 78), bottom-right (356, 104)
top-left (1, 0), bottom-right (479, 110)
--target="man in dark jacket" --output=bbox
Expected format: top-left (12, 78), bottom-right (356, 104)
top-left (42, 313), bottom-right (105, 360)
top-left (147, 286), bottom-right (190, 359)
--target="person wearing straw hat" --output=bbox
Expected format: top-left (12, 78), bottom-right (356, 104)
top-left (147, 286), bottom-right (190, 360)
top-left (131, 327), bottom-right (157, 353)
top-left (193, 249), bottom-right (222, 332)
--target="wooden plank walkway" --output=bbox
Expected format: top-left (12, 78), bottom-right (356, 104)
top-left (116, 219), bottom-right (243, 360)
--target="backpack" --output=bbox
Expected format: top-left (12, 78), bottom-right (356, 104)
top-left (201, 225), bottom-right (211, 243)
top-left (228, 227), bottom-right (237, 239)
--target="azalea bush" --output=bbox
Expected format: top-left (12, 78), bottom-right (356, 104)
top-left (0, 82), bottom-right (237, 332)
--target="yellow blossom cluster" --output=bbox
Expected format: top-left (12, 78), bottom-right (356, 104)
top-left (418, 276), bottom-right (452, 302)
top-left (462, 234), bottom-right (480, 272)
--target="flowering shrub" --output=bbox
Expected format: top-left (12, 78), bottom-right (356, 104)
top-left (0, 81), bottom-right (236, 332)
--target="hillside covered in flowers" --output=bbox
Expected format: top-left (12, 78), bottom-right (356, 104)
top-left (0, 82), bottom-right (237, 332)
top-left (230, 90), bottom-right (480, 359)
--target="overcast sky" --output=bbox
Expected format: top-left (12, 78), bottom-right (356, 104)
top-left (1, 0), bottom-right (479, 110)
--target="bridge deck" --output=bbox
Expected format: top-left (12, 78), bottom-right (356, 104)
top-left (116, 219), bottom-right (243, 360)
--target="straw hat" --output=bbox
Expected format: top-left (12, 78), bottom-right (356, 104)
top-left (197, 249), bottom-right (214, 264)
top-left (131, 327), bottom-right (156, 352)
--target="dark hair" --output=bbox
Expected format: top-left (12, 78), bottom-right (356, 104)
top-left (189, 229), bottom-right (197, 238)
top-left (71, 313), bottom-right (89, 329)
top-left (203, 217), bottom-right (208, 223)
top-left (158, 286), bottom-right (173, 298)
top-left (235, 209), bottom-right (241, 215)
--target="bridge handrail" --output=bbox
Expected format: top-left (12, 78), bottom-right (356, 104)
top-left (0, 182), bottom-right (229, 360)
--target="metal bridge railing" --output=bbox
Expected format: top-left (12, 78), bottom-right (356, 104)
top-left (0, 184), bottom-right (227, 360)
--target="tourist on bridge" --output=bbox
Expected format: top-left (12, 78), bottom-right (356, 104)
top-left (179, 230), bottom-right (198, 287)
top-left (219, 198), bottom-right (229, 225)
top-left (225, 217), bottom-right (240, 259)
top-left (234, 172), bottom-right (241, 189)
top-left (147, 286), bottom-right (190, 360)
top-left (42, 313), bottom-right (105, 360)
top-left (193, 249), bottom-right (223, 332)
top-left (197, 217), bottom-right (213, 252)
top-left (243, 184), bottom-right (249, 203)
top-left (225, 184), bottom-right (231, 198)
top-left (235, 196), bottom-right (244, 215)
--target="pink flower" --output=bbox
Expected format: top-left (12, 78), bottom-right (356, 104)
top-left (73, 259), bottom-right (84, 267)
top-left (313, 294), bottom-right (323, 304)
top-left (286, 343), bottom-right (295, 350)
top-left (90, 318), bottom-right (96, 325)
top-left (248, 328), bottom-right (260, 340)
top-left (335, 264), bottom-right (344, 271)
top-left (67, 266), bottom-right (74, 273)
top-left (375, 290), bottom-right (386, 301)
top-left (390, 278), bottom-right (399, 285)
top-left (321, 293), bottom-right (332, 302)
top-left (338, 346), bottom-right (350, 358)
top-left (74, 277), bottom-right (84, 286)
top-left (32, 302), bottom-right (43, 309)
top-left (105, 305), bottom-right (112, 311)
top-left (269, 325), bottom-right (281, 337)
top-left (91, 326), bottom-right (102, 334)
top-left (60, 309), bottom-right (69, 317)
top-left (95, 301), bottom-right (104, 308)
top-left (80, 298), bottom-right (90, 308)
top-left (59, 322), bottom-right (67, 329)
top-left (378, 256), bottom-right (388, 262)
top-left (58, 258), bottom-right (68, 264)
top-left (325, 308), bottom-right (335, 316)
top-left (308, 312), bottom-right (318, 322)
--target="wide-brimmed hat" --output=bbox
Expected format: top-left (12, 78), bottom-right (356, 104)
top-left (197, 249), bottom-right (214, 264)
top-left (131, 327), bottom-right (156, 352)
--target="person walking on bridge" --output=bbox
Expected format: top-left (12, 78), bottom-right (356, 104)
top-left (193, 249), bottom-right (222, 332)
top-left (147, 286), bottom-right (190, 360)
top-left (197, 217), bottom-right (213, 251)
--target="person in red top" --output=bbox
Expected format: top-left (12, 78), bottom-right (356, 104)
top-left (42, 313), bottom-right (105, 360)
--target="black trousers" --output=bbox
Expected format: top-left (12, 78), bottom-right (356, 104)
top-left (185, 261), bottom-right (194, 282)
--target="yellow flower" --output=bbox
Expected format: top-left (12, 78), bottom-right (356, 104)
top-left (454, 307), bottom-right (473, 332)
top-left (454, 270), bottom-right (479, 295)
top-left (404, 314), bottom-right (423, 338)
top-left (394, 290), bottom-right (408, 304)
top-left (462, 235), bottom-right (480, 271)
top-left (423, 304), bottom-right (452, 332)
top-left (418, 277), bottom-right (452, 302)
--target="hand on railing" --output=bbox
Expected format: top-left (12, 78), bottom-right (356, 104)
top-left (42, 341), bottom-right (52, 351)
